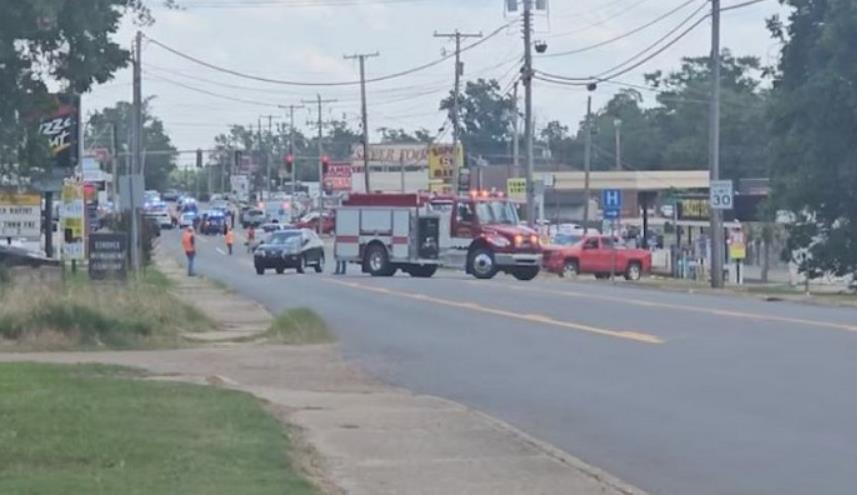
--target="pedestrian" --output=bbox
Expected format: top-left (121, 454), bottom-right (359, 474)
top-left (246, 225), bottom-right (256, 253)
top-left (225, 227), bottom-right (235, 256)
top-left (182, 226), bottom-right (196, 276)
top-left (334, 239), bottom-right (347, 275)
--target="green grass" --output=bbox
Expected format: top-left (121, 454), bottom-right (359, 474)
top-left (263, 308), bottom-right (335, 345)
top-left (0, 363), bottom-right (317, 495)
top-left (0, 269), bottom-right (214, 350)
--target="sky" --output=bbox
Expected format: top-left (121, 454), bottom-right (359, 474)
top-left (86, 0), bottom-right (787, 169)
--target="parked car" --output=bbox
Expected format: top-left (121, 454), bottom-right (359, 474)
top-left (179, 212), bottom-right (197, 229)
top-left (542, 235), bottom-right (652, 280)
top-left (162, 189), bottom-right (180, 202)
top-left (253, 229), bottom-right (325, 275)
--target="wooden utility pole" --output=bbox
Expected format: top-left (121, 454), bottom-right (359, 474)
top-left (434, 30), bottom-right (482, 193)
top-left (344, 52), bottom-right (379, 193)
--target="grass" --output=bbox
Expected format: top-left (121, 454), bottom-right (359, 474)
top-left (263, 308), bottom-right (335, 345)
top-left (0, 268), bottom-right (214, 350)
top-left (0, 363), bottom-right (317, 495)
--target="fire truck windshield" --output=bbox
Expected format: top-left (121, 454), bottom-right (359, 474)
top-left (475, 201), bottom-right (519, 225)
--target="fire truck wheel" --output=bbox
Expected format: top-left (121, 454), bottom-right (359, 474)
top-left (407, 264), bottom-right (437, 278)
top-left (365, 244), bottom-right (391, 277)
top-left (511, 266), bottom-right (539, 281)
top-left (468, 247), bottom-right (498, 280)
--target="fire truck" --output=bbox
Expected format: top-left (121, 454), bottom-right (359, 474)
top-left (335, 192), bottom-right (542, 280)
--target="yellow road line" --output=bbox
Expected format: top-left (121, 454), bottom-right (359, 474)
top-left (323, 279), bottom-right (663, 345)
top-left (470, 281), bottom-right (857, 335)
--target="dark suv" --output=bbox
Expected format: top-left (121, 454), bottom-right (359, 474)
top-left (253, 229), bottom-right (325, 275)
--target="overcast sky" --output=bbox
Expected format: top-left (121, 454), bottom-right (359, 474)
top-left (86, 0), bottom-right (786, 168)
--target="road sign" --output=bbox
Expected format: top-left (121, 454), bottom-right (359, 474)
top-left (89, 232), bottom-right (127, 280)
top-left (601, 188), bottom-right (622, 220)
top-left (710, 180), bottom-right (734, 210)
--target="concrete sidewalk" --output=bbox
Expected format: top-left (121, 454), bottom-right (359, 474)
top-left (1, 251), bottom-right (647, 495)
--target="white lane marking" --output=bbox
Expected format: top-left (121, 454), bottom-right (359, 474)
top-left (216, 248), bottom-right (227, 256)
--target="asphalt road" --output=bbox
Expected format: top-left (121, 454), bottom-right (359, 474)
top-left (164, 229), bottom-right (857, 495)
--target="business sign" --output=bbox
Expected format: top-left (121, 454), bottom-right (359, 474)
top-left (38, 94), bottom-right (80, 170)
top-left (710, 179), bottom-right (734, 210)
top-left (728, 229), bottom-right (747, 260)
top-left (676, 198), bottom-right (710, 222)
top-left (323, 162), bottom-right (353, 192)
top-left (0, 191), bottom-right (42, 239)
top-left (506, 178), bottom-right (527, 201)
top-left (230, 175), bottom-right (250, 202)
top-left (88, 233), bottom-right (127, 280)
top-left (60, 182), bottom-right (86, 261)
top-left (352, 143), bottom-right (430, 169)
top-left (601, 188), bottom-right (622, 220)
top-left (428, 144), bottom-right (463, 193)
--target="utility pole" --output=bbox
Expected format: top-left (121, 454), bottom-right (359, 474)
top-left (512, 80), bottom-right (520, 177)
top-left (109, 123), bottom-right (118, 203)
top-left (131, 30), bottom-right (143, 272)
top-left (302, 95), bottom-right (337, 231)
top-left (259, 114), bottom-right (278, 192)
top-left (709, 0), bottom-right (724, 288)
top-left (279, 103), bottom-right (304, 218)
top-left (582, 95), bottom-right (593, 234)
top-left (435, 30), bottom-right (482, 194)
top-left (522, 0), bottom-right (536, 227)
top-left (344, 52), bottom-right (379, 193)
top-left (614, 118), bottom-right (623, 171)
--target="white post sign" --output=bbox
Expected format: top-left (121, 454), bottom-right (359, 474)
top-left (709, 179), bottom-right (734, 210)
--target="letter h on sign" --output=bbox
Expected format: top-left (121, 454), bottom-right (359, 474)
top-left (602, 189), bottom-right (622, 210)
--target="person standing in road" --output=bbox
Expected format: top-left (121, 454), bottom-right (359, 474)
top-left (246, 225), bottom-right (256, 253)
top-left (225, 228), bottom-right (235, 256)
top-left (182, 226), bottom-right (196, 276)
top-left (334, 238), bottom-right (347, 275)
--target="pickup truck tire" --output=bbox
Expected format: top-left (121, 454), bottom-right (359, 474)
top-left (511, 266), bottom-right (539, 281)
top-left (561, 260), bottom-right (579, 278)
top-left (365, 244), bottom-right (392, 277)
top-left (625, 261), bottom-right (642, 281)
top-left (255, 266), bottom-right (265, 276)
top-left (407, 264), bottom-right (437, 278)
top-left (468, 247), bottom-right (498, 280)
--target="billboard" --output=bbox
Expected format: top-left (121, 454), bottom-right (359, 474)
top-left (351, 144), bottom-right (430, 170)
top-left (323, 162), bottom-right (353, 192)
top-left (427, 144), bottom-right (463, 193)
top-left (38, 94), bottom-right (80, 171)
top-left (0, 191), bottom-right (42, 239)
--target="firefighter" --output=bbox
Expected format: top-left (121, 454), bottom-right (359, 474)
top-left (225, 227), bottom-right (235, 255)
top-left (181, 226), bottom-right (196, 276)
top-left (334, 238), bottom-right (347, 275)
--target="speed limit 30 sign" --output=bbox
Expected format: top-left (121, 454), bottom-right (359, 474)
top-left (710, 179), bottom-right (734, 210)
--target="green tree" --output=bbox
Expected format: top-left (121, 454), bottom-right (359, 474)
top-left (0, 0), bottom-right (157, 181)
top-left (86, 100), bottom-right (178, 191)
top-left (768, 0), bottom-right (857, 279)
top-left (440, 78), bottom-right (515, 161)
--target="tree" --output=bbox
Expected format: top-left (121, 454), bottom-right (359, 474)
top-left (440, 79), bottom-right (515, 162)
top-left (768, 0), bottom-right (857, 280)
top-left (0, 1), bottom-right (158, 181)
top-left (642, 52), bottom-right (768, 177)
top-left (85, 100), bottom-right (178, 191)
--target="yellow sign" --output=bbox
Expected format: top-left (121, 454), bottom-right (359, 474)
top-left (60, 182), bottom-right (86, 260)
top-left (728, 230), bottom-right (747, 260)
top-left (427, 143), bottom-right (463, 192)
top-left (0, 191), bottom-right (41, 238)
top-left (507, 178), bottom-right (527, 201)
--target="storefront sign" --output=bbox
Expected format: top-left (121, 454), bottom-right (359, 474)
top-left (428, 144), bottom-right (463, 193)
top-left (0, 191), bottom-right (42, 238)
top-left (88, 233), bottom-right (127, 280)
top-left (38, 94), bottom-right (80, 170)
top-left (60, 182), bottom-right (86, 261)
top-left (323, 162), bottom-right (353, 192)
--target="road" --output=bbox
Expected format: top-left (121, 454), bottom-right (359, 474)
top-left (164, 229), bottom-right (857, 495)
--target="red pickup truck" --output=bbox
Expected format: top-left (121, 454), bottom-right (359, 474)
top-left (543, 235), bottom-right (652, 280)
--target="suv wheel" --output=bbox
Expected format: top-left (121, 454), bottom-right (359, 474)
top-left (561, 260), bottom-right (579, 278)
top-left (625, 262), bottom-right (642, 281)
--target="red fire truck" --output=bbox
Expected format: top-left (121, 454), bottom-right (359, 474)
top-left (335, 192), bottom-right (542, 280)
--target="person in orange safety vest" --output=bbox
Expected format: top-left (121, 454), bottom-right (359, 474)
top-left (225, 228), bottom-right (235, 255)
top-left (181, 226), bottom-right (196, 276)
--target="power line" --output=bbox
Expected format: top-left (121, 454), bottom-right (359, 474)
top-left (541, 0), bottom-right (702, 58)
top-left (142, 21), bottom-right (514, 88)
top-left (184, 0), bottom-right (434, 8)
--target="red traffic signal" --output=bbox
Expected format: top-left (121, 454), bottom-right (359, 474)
top-left (283, 154), bottom-right (294, 173)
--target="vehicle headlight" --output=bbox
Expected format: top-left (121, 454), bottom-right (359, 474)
top-left (486, 235), bottom-right (510, 248)
top-left (514, 235), bottom-right (524, 246)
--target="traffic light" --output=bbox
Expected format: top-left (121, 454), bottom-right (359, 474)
top-left (196, 149), bottom-right (203, 169)
top-left (321, 155), bottom-right (330, 175)
top-left (284, 154), bottom-right (294, 173)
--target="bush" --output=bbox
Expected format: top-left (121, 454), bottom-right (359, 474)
top-left (264, 308), bottom-right (334, 345)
